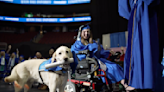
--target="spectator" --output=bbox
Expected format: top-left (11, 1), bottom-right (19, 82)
top-left (6, 45), bottom-right (12, 57)
top-left (48, 48), bottom-right (54, 59)
top-left (119, 47), bottom-right (125, 62)
top-left (114, 51), bottom-right (121, 62)
top-left (18, 55), bottom-right (25, 63)
top-left (62, 25), bottom-right (67, 32)
top-left (40, 31), bottom-right (43, 35)
top-left (0, 45), bottom-right (11, 79)
top-left (52, 27), bottom-right (60, 32)
top-left (7, 52), bottom-right (19, 71)
top-left (34, 52), bottom-right (43, 59)
top-left (107, 50), bottom-right (117, 62)
top-left (0, 50), bottom-right (9, 79)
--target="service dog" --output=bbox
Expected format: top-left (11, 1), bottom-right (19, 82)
top-left (4, 46), bottom-right (73, 92)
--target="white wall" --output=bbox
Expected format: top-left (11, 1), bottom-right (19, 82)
top-left (102, 33), bottom-right (110, 49)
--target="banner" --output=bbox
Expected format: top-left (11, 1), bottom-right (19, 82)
top-left (0, 16), bottom-right (91, 23)
top-left (0, 0), bottom-right (90, 5)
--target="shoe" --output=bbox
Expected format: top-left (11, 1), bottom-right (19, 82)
top-left (71, 73), bottom-right (75, 79)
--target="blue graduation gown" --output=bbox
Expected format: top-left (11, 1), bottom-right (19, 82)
top-left (8, 57), bottom-right (19, 70)
top-left (71, 39), bottom-right (124, 84)
top-left (119, 0), bottom-right (162, 90)
top-left (0, 56), bottom-right (9, 71)
top-left (161, 58), bottom-right (164, 77)
top-left (5, 53), bottom-right (10, 60)
top-left (21, 59), bottom-right (25, 62)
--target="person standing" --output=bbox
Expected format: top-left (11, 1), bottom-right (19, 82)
top-left (7, 52), bottom-right (19, 71)
top-left (0, 45), bottom-right (11, 79)
top-left (118, 0), bottom-right (162, 91)
top-left (18, 55), bottom-right (25, 63)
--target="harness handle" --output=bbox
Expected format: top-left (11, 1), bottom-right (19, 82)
top-left (67, 67), bottom-right (71, 82)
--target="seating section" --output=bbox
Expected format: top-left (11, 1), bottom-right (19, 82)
top-left (0, 32), bottom-right (77, 44)
top-left (0, 32), bottom-right (38, 44)
top-left (39, 32), bottom-right (77, 44)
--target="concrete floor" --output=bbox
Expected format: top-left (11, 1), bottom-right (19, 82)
top-left (0, 79), bottom-right (48, 92)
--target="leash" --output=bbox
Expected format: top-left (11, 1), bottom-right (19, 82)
top-left (38, 69), bottom-right (67, 85)
top-left (38, 71), bottom-right (45, 84)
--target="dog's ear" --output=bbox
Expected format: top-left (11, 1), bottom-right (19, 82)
top-left (51, 52), bottom-right (56, 63)
top-left (69, 48), bottom-right (73, 58)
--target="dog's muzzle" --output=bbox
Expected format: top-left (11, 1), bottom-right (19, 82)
top-left (64, 58), bottom-right (68, 62)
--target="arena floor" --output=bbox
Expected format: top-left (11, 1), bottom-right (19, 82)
top-left (0, 79), bottom-right (48, 92)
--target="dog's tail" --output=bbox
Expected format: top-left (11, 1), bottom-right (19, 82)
top-left (4, 67), bottom-right (23, 89)
top-left (4, 67), bottom-right (18, 83)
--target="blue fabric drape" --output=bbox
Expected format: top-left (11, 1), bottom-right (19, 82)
top-left (110, 33), bottom-right (119, 47)
top-left (118, 0), bottom-right (162, 91)
top-left (162, 58), bottom-right (164, 77)
top-left (118, 32), bottom-right (126, 47)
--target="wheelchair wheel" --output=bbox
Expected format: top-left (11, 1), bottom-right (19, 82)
top-left (64, 82), bottom-right (79, 92)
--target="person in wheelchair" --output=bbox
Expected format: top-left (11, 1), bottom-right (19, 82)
top-left (71, 25), bottom-right (135, 91)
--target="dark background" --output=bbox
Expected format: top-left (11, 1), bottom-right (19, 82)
top-left (0, 0), bottom-right (163, 59)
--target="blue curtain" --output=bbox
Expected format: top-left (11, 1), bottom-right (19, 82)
top-left (110, 32), bottom-right (126, 48)
top-left (110, 33), bottom-right (119, 47)
top-left (118, 32), bottom-right (126, 47)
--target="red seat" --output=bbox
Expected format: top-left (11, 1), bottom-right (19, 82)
top-left (0, 32), bottom-right (38, 44)
top-left (39, 32), bottom-right (77, 44)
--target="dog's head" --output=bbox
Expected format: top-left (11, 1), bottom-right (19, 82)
top-left (51, 46), bottom-right (73, 69)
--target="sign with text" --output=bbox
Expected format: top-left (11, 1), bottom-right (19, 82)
top-left (0, 16), bottom-right (91, 23)
top-left (0, 0), bottom-right (90, 5)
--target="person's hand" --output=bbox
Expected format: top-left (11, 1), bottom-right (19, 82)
top-left (110, 50), bottom-right (115, 55)
top-left (89, 37), bottom-right (93, 44)
top-left (98, 44), bottom-right (101, 51)
top-left (121, 47), bottom-right (125, 54)
top-left (121, 47), bottom-right (124, 51)
top-left (16, 49), bottom-right (19, 54)
top-left (8, 45), bottom-right (11, 49)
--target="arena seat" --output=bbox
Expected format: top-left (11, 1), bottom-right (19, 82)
top-left (0, 32), bottom-right (38, 44)
top-left (39, 32), bottom-right (77, 44)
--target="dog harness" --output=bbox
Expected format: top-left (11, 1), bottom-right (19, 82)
top-left (38, 69), bottom-right (67, 84)
top-left (38, 59), bottom-right (67, 84)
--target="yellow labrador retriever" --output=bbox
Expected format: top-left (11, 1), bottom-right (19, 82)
top-left (4, 46), bottom-right (73, 92)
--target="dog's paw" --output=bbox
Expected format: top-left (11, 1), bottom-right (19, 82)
top-left (14, 81), bottom-right (22, 89)
top-left (24, 84), bottom-right (30, 90)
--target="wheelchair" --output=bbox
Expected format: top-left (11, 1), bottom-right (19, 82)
top-left (64, 50), bottom-right (112, 92)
